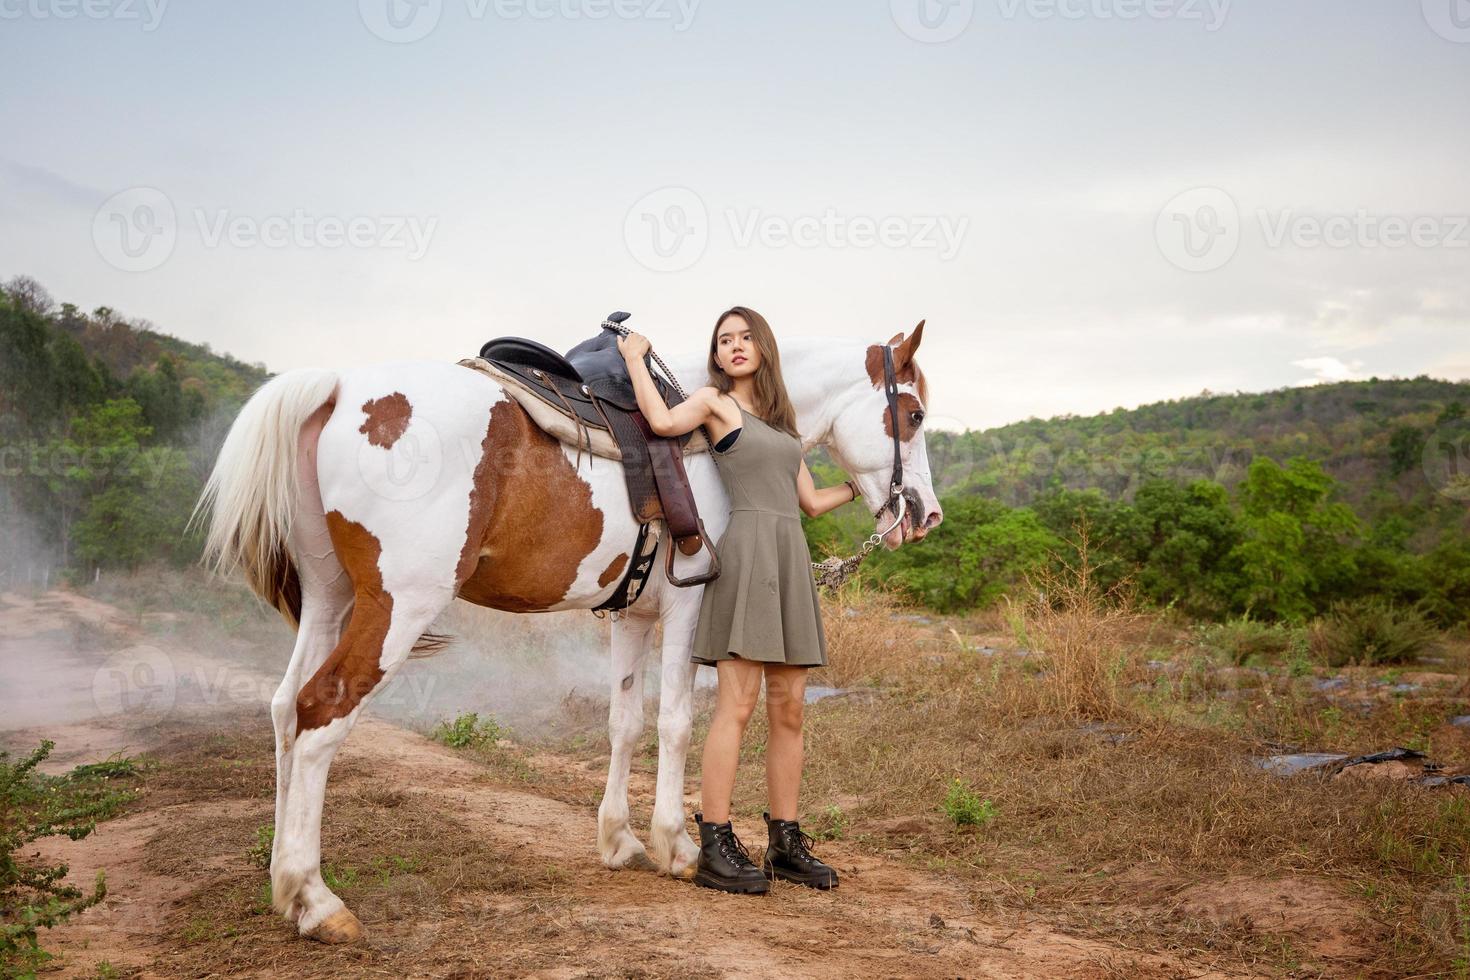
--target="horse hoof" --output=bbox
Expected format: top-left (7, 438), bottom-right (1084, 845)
top-left (308, 908), bottom-right (364, 944)
top-left (671, 862), bottom-right (697, 881)
top-left (617, 850), bottom-right (658, 872)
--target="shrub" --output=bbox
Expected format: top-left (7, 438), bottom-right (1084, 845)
top-left (1194, 615), bottom-right (1308, 666)
top-left (809, 804), bottom-right (849, 841)
top-left (1311, 599), bottom-right (1439, 667)
top-left (941, 778), bottom-right (995, 828)
top-left (246, 825), bottom-right (273, 869)
top-left (2, 742), bottom-right (139, 977)
top-left (1011, 525), bottom-right (1149, 721)
top-left (430, 712), bottom-right (506, 749)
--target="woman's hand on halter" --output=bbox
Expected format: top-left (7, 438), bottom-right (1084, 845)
top-left (617, 331), bottom-right (651, 361)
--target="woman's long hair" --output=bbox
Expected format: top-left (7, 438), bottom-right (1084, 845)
top-left (706, 306), bottom-right (801, 439)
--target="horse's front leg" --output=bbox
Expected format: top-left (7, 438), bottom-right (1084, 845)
top-left (597, 607), bottom-right (658, 871)
top-left (649, 593), bottom-right (700, 877)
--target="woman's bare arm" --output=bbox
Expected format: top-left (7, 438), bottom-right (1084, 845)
top-left (797, 458), bottom-right (859, 518)
top-left (618, 332), bottom-right (727, 438)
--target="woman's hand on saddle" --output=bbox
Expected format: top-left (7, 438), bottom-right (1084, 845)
top-left (617, 331), bottom-right (651, 362)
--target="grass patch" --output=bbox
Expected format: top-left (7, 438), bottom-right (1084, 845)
top-left (430, 712), bottom-right (508, 750)
top-left (940, 779), bottom-right (995, 828)
top-left (2, 742), bottom-right (141, 977)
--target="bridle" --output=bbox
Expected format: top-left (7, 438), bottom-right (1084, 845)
top-left (877, 342), bottom-right (908, 529)
top-left (809, 344), bottom-right (909, 588)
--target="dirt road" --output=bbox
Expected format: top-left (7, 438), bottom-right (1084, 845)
top-left (2, 589), bottom-right (1246, 978)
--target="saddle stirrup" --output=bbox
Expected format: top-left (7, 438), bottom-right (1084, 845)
top-left (665, 519), bottom-right (720, 588)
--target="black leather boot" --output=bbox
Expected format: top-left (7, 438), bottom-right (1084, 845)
top-left (762, 811), bottom-right (838, 889)
top-left (693, 812), bottom-right (769, 894)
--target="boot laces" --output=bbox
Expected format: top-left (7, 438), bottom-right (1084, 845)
top-left (719, 826), bottom-right (758, 869)
top-left (783, 825), bottom-right (819, 861)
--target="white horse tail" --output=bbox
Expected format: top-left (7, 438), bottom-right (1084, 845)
top-left (193, 369), bottom-right (340, 628)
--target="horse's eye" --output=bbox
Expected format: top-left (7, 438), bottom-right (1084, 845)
top-left (910, 410), bottom-right (925, 427)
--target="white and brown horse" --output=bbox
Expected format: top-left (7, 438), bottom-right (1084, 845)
top-left (196, 324), bottom-right (942, 943)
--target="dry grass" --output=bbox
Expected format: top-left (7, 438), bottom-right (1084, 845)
top-left (714, 548), bottom-right (1470, 977)
top-left (1002, 533), bottom-right (1155, 722)
top-left (44, 567), bottom-right (1470, 977)
top-left (811, 581), bottom-right (933, 688)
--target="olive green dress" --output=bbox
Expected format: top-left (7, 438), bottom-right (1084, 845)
top-left (691, 397), bottom-right (828, 667)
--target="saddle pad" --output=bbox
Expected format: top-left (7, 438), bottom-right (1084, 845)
top-left (456, 357), bottom-right (711, 459)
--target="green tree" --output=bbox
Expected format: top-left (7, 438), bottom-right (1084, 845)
top-left (1387, 425), bottom-right (1421, 478)
top-left (875, 496), bottom-right (1061, 612)
top-left (1230, 457), bottom-right (1360, 620)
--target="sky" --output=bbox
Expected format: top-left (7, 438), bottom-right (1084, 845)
top-left (2, 0), bottom-right (1467, 432)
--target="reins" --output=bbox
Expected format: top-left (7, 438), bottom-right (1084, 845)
top-left (603, 319), bottom-right (907, 591)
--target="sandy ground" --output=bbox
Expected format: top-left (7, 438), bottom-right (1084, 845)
top-left (3, 589), bottom-right (1274, 978)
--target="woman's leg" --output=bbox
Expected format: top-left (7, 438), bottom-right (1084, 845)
top-left (762, 663), bottom-right (810, 821)
top-left (699, 657), bottom-right (765, 823)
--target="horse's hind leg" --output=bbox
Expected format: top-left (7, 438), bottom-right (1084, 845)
top-left (271, 514), bottom-right (451, 942)
top-left (270, 408), bottom-right (352, 896)
top-left (597, 607), bottom-right (658, 871)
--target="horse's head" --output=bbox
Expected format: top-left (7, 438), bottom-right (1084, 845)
top-left (825, 322), bottom-right (944, 549)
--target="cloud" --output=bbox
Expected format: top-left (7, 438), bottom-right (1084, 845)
top-left (1290, 356), bottom-right (1366, 386)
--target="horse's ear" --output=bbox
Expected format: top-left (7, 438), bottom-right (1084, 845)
top-left (893, 320), bottom-right (925, 367)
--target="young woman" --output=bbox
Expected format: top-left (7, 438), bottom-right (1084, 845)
top-left (618, 306), bottom-right (861, 895)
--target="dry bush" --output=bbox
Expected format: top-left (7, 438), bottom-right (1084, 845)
top-left (811, 579), bottom-right (932, 688)
top-left (1005, 530), bottom-right (1150, 722)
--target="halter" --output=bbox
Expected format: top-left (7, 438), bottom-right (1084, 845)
top-left (878, 343), bottom-right (907, 530)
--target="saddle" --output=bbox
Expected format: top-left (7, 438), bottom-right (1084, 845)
top-left (466, 313), bottom-right (719, 594)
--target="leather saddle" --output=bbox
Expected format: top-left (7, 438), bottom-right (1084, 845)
top-left (475, 313), bottom-right (719, 592)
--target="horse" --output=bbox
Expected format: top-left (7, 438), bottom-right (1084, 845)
top-left (195, 322), bottom-right (943, 943)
